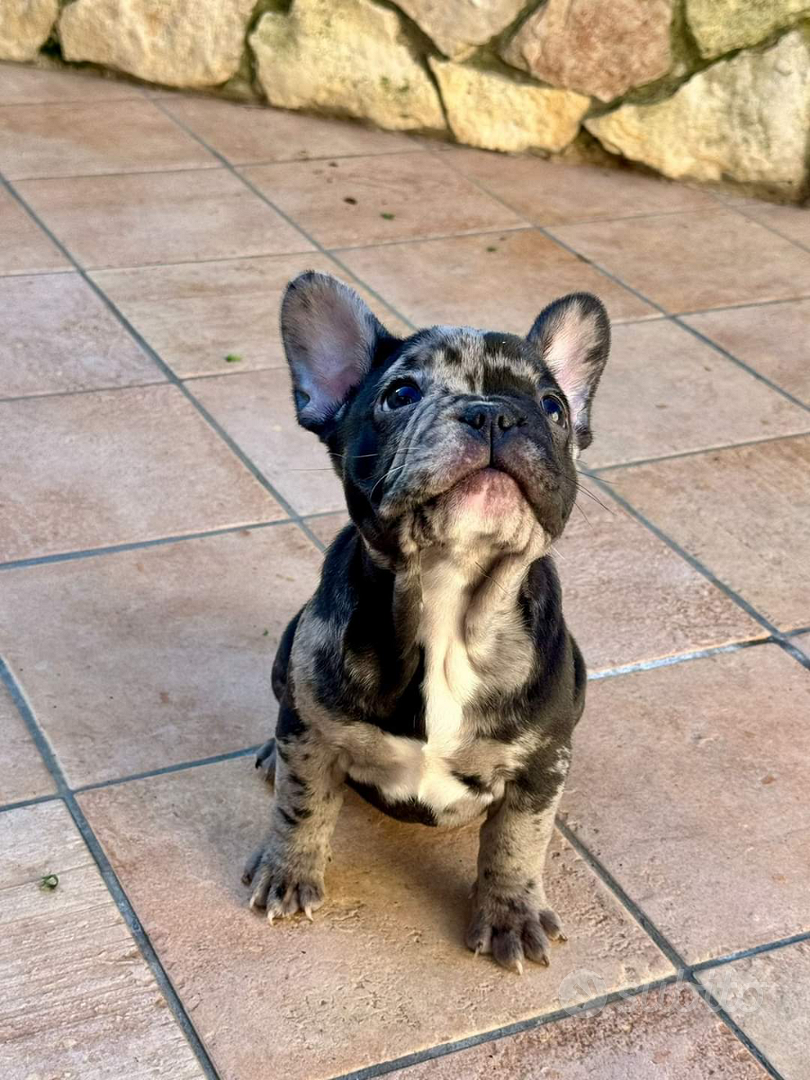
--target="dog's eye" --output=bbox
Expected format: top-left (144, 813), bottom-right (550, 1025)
top-left (384, 381), bottom-right (422, 410)
top-left (541, 394), bottom-right (566, 426)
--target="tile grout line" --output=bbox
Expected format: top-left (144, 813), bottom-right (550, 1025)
top-left (0, 379), bottom-right (171, 404)
top-left (0, 656), bottom-right (223, 1080)
top-left (0, 518), bottom-right (295, 571)
top-left (324, 977), bottom-right (680, 1080)
top-left (73, 745), bottom-right (261, 794)
top-left (556, 818), bottom-right (684, 970)
top-left (589, 429), bottom-right (810, 474)
top-left (541, 223), bottom-right (809, 414)
top-left (0, 168), bottom-right (327, 556)
top-left (586, 637), bottom-right (773, 681)
top-left (425, 145), bottom-right (809, 415)
top-left (588, 473), bottom-right (810, 676)
top-left (149, 99), bottom-right (418, 335)
top-left (649, 293), bottom-right (810, 320)
top-left (0, 511), bottom-right (346, 573)
top-left (691, 929), bottom-right (810, 974)
top-left (686, 981), bottom-right (788, 1080)
top-left (726, 201), bottom-right (810, 258)
top-left (555, 819), bottom-right (787, 1080)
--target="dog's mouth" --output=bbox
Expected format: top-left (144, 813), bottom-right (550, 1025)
top-left (445, 466), bottom-right (525, 517)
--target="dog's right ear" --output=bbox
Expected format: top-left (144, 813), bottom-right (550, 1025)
top-left (280, 271), bottom-right (389, 435)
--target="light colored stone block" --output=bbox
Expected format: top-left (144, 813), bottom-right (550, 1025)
top-left (0, 0), bottom-right (58, 62)
top-left (587, 31), bottom-right (810, 198)
top-left (430, 58), bottom-right (588, 153)
top-left (394, 0), bottom-right (526, 60)
top-left (686, 0), bottom-right (810, 58)
top-left (60, 0), bottom-right (256, 88)
top-left (250, 0), bottom-right (445, 132)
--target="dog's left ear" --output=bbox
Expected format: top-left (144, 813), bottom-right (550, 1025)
top-left (281, 271), bottom-right (391, 435)
top-left (527, 292), bottom-right (610, 451)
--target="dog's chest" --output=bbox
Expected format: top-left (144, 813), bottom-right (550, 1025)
top-left (347, 560), bottom-right (500, 819)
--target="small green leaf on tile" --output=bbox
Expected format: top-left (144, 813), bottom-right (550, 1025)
top-left (380, 212), bottom-right (395, 220)
top-left (225, 354), bottom-right (242, 364)
top-left (486, 246), bottom-right (498, 252)
top-left (262, 629), bottom-right (269, 637)
top-left (39, 874), bottom-right (59, 892)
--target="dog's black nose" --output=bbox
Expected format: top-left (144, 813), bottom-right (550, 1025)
top-left (457, 402), bottom-right (523, 435)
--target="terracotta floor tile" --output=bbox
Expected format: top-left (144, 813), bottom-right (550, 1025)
top-left (390, 985), bottom-right (768, 1079)
top-left (338, 229), bottom-right (657, 331)
top-left (0, 384), bottom-right (283, 562)
top-left (0, 802), bottom-right (204, 1079)
top-left (555, 497), bottom-right (763, 672)
top-left (745, 204), bottom-right (810, 251)
top-left (0, 62), bottom-right (141, 105)
top-left (16, 169), bottom-right (314, 270)
top-left (582, 320), bottom-right (810, 469)
top-left (444, 148), bottom-right (719, 224)
top-left (682, 299), bottom-right (810, 404)
top-left (0, 184), bottom-right (69, 276)
top-left (190, 369), bottom-right (345, 515)
top-left (78, 760), bottom-right (672, 1080)
top-left (91, 254), bottom-right (411, 379)
top-left (603, 436), bottom-right (810, 629)
top-left (0, 99), bottom-right (216, 180)
top-left (305, 512), bottom-right (351, 549)
top-left (0, 272), bottom-right (162, 398)
top-left (551, 210), bottom-right (810, 313)
top-left (241, 152), bottom-right (523, 249)
top-left (0, 681), bottom-right (54, 805)
top-left (163, 96), bottom-right (417, 165)
top-left (700, 942), bottom-right (810, 1080)
top-left (564, 645), bottom-right (810, 963)
top-left (0, 527), bottom-right (321, 785)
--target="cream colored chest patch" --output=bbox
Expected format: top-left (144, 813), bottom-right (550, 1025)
top-left (347, 557), bottom-right (495, 814)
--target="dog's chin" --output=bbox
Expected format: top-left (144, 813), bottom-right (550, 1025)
top-left (445, 467), bottom-right (523, 518)
top-left (433, 467), bottom-right (537, 551)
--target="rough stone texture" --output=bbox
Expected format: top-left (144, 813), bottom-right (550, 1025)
top-left (502, 0), bottom-right (674, 102)
top-left (250, 0), bottom-right (445, 132)
top-left (587, 31), bottom-right (810, 199)
top-left (430, 58), bottom-right (588, 152)
top-left (393, 0), bottom-right (527, 61)
top-left (0, 0), bottom-right (58, 62)
top-left (687, 0), bottom-right (810, 58)
top-left (59, 0), bottom-right (257, 88)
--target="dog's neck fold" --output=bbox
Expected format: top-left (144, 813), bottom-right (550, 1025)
top-left (361, 521), bottom-right (548, 696)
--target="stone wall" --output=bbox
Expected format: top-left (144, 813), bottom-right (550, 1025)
top-left (2, 0), bottom-right (810, 203)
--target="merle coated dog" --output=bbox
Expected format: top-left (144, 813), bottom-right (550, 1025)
top-left (242, 271), bottom-right (609, 973)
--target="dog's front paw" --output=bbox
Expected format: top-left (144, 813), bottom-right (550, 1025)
top-left (242, 845), bottom-right (325, 923)
top-left (466, 886), bottom-right (566, 973)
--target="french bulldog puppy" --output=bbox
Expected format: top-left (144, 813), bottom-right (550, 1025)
top-left (243, 271), bottom-right (609, 973)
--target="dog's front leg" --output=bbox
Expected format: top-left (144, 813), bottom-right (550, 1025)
top-left (467, 764), bottom-right (568, 973)
top-left (243, 702), bottom-right (344, 922)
